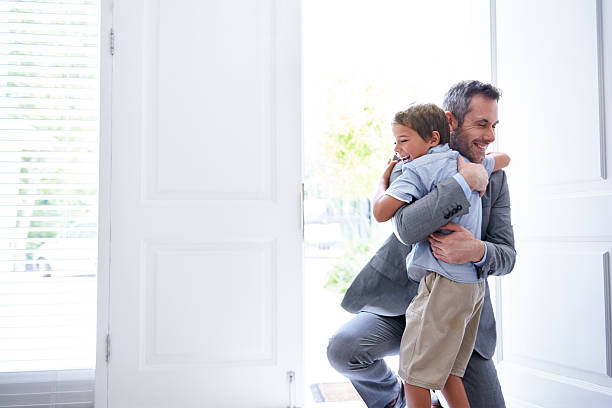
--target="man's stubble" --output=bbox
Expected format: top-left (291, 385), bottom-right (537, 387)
top-left (449, 127), bottom-right (485, 164)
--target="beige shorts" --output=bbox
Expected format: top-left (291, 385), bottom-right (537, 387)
top-left (398, 272), bottom-right (485, 390)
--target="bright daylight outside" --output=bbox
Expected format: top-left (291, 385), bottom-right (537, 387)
top-left (303, 0), bottom-right (492, 406)
top-left (0, 0), bottom-right (100, 406)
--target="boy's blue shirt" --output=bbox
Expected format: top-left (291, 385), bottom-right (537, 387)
top-left (385, 144), bottom-right (494, 283)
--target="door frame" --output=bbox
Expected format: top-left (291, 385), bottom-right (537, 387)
top-left (95, 0), bottom-right (113, 406)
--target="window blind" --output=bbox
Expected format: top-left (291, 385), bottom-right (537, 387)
top-left (0, 0), bottom-right (99, 406)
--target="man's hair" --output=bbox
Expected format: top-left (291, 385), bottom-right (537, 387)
top-left (393, 103), bottom-right (450, 144)
top-left (442, 80), bottom-right (502, 127)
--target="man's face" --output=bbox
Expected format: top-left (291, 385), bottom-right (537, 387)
top-left (392, 123), bottom-right (436, 162)
top-left (449, 94), bottom-right (499, 163)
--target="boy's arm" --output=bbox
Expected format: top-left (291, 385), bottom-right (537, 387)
top-left (372, 160), bottom-right (409, 222)
top-left (373, 195), bottom-right (407, 222)
top-left (488, 152), bottom-right (511, 172)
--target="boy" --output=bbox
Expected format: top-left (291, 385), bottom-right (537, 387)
top-left (372, 103), bottom-right (510, 408)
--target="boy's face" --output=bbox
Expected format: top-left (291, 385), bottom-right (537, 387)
top-left (392, 123), bottom-right (437, 162)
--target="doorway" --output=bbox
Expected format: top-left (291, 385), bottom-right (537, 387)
top-left (302, 1), bottom-right (492, 405)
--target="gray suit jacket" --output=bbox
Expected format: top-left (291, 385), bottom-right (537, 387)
top-left (341, 165), bottom-right (516, 359)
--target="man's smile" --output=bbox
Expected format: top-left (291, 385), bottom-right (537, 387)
top-left (473, 141), bottom-right (489, 154)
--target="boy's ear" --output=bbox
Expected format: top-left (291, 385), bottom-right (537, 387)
top-left (445, 111), bottom-right (458, 132)
top-left (430, 131), bottom-right (440, 146)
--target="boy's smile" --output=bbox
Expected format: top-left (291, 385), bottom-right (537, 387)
top-left (392, 124), bottom-right (438, 162)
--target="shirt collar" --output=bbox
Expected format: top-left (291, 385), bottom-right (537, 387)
top-left (427, 144), bottom-right (450, 154)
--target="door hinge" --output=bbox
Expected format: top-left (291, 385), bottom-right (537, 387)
top-left (300, 183), bottom-right (304, 240)
top-left (105, 334), bottom-right (111, 362)
top-left (286, 370), bottom-right (295, 408)
top-left (110, 28), bottom-right (115, 56)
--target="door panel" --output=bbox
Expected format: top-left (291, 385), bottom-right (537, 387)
top-left (101, 0), bottom-right (302, 406)
top-left (494, 0), bottom-right (612, 406)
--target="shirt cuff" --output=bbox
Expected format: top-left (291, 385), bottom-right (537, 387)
top-left (385, 190), bottom-right (415, 204)
top-left (453, 173), bottom-right (472, 199)
top-left (474, 242), bottom-right (487, 267)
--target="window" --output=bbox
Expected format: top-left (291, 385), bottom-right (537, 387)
top-left (0, 0), bottom-right (100, 405)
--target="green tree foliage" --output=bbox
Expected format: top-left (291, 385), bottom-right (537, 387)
top-left (308, 84), bottom-right (395, 294)
top-left (318, 86), bottom-right (391, 200)
top-left (324, 242), bottom-right (372, 294)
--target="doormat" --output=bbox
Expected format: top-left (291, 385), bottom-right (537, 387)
top-left (310, 382), bottom-right (361, 403)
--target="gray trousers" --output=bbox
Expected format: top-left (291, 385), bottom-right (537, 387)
top-left (327, 311), bottom-right (506, 408)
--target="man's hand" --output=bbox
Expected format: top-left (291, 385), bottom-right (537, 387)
top-left (458, 156), bottom-right (488, 197)
top-left (428, 222), bottom-right (486, 264)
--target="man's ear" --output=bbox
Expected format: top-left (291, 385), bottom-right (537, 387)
top-left (445, 111), bottom-right (457, 132)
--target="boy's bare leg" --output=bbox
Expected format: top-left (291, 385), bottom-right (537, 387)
top-left (441, 375), bottom-right (470, 408)
top-left (403, 382), bottom-right (431, 408)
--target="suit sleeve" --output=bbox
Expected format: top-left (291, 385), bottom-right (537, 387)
top-left (391, 176), bottom-right (471, 245)
top-left (476, 170), bottom-right (516, 277)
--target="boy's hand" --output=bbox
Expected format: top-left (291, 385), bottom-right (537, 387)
top-left (381, 159), bottom-right (399, 188)
top-left (457, 156), bottom-right (488, 197)
top-left (428, 223), bottom-right (486, 264)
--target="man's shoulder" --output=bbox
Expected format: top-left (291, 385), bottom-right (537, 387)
top-left (486, 169), bottom-right (509, 201)
top-left (489, 168), bottom-right (507, 186)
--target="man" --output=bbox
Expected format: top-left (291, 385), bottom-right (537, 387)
top-left (327, 80), bottom-right (515, 408)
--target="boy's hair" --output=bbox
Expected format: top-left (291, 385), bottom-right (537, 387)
top-left (393, 103), bottom-right (450, 144)
top-left (442, 80), bottom-right (502, 128)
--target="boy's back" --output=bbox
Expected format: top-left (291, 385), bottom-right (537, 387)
top-left (385, 144), bottom-right (494, 283)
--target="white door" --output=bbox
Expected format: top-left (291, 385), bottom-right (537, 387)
top-left (494, 0), bottom-right (612, 406)
top-left (97, 0), bottom-right (303, 406)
